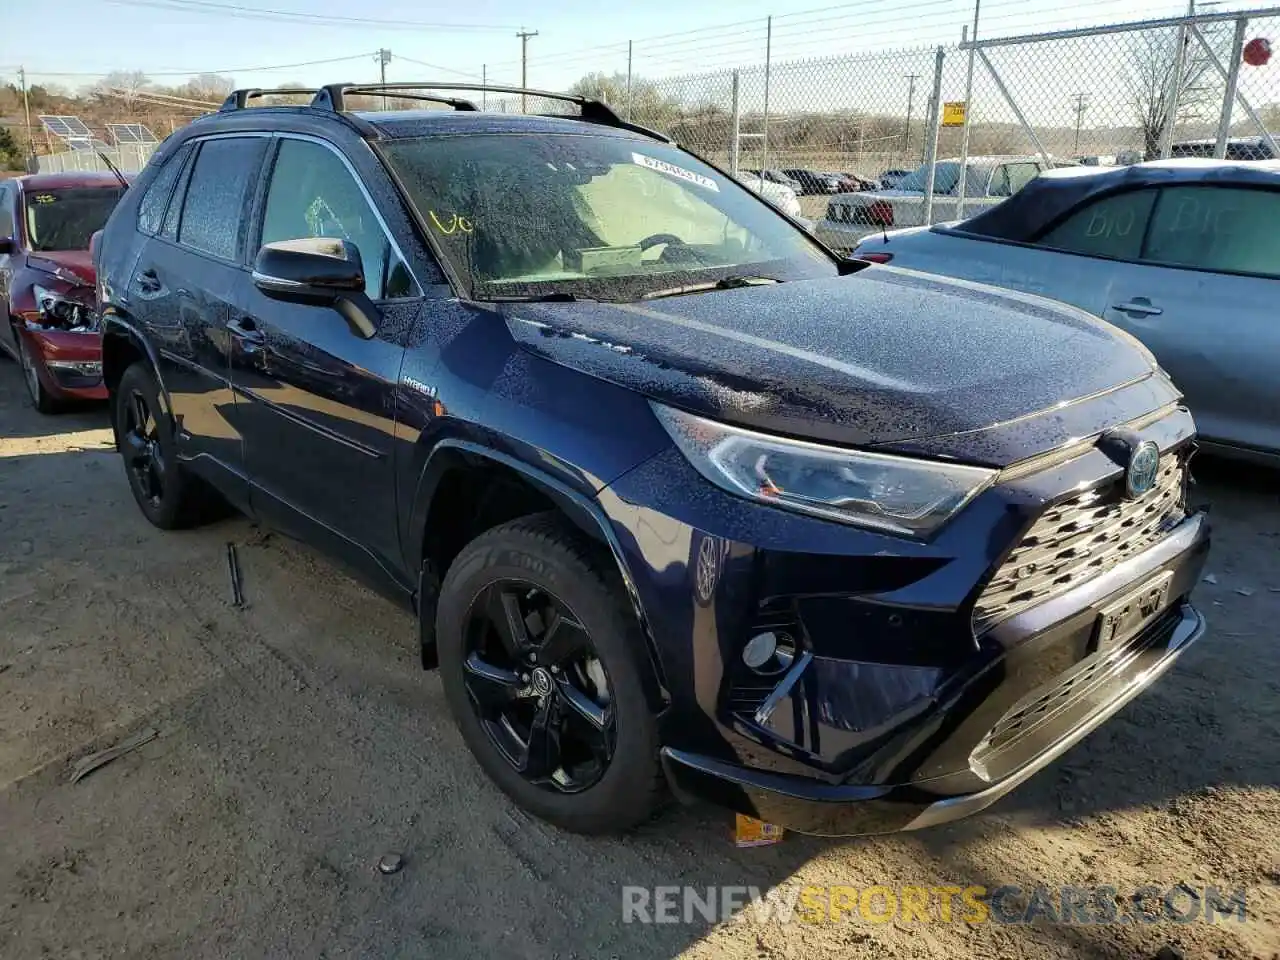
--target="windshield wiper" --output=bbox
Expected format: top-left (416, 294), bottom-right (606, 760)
top-left (640, 275), bottom-right (781, 301)
top-left (484, 292), bottom-right (599, 303)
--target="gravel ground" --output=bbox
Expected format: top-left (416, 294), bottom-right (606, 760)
top-left (0, 357), bottom-right (1277, 960)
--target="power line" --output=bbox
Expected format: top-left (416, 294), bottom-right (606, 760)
top-left (101, 0), bottom-right (520, 31)
top-left (390, 54), bottom-right (487, 82)
top-left (18, 52), bottom-right (379, 79)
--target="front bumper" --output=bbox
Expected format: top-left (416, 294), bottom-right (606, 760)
top-left (662, 591), bottom-right (1205, 836)
top-left (602, 403), bottom-right (1208, 836)
top-left (22, 327), bottom-right (107, 399)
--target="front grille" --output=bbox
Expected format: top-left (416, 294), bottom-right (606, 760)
top-left (973, 456), bottom-right (1186, 633)
top-left (974, 605), bottom-right (1182, 761)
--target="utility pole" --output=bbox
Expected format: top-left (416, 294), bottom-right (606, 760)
top-left (482, 64), bottom-right (487, 110)
top-left (516, 28), bottom-right (538, 113)
top-left (18, 66), bottom-right (34, 166)
top-left (376, 48), bottom-right (392, 110)
top-left (904, 73), bottom-right (920, 157)
top-left (1070, 91), bottom-right (1091, 154)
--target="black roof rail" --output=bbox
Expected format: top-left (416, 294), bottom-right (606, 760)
top-left (220, 87), bottom-right (322, 111)
top-left (313, 84), bottom-right (479, 112)
top-left (311, 82), bottom-right (673, 143)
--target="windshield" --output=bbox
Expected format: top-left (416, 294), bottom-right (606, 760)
top-left (895, 162), bottom-right (960, 194)
top-left (23, 187), bottom-right (124, 252)
top-left (380, 133), bottom-right (837, 301)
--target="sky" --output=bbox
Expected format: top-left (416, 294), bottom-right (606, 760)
top-left (2, 0), bottom-right (1271, 101)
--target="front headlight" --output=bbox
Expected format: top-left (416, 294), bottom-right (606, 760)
top-left (653, 404), bottom-right (996, 538)
top-left (32, 284), bottom-right (95, 329)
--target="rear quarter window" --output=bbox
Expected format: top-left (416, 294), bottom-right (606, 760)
top-left (137, 142), bottom-right (193, 236)
top-left (1036, 189), bottom-right (1158, 260)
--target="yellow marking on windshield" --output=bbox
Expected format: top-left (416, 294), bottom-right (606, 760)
top-left (429, 210), bottom-right (473, 235)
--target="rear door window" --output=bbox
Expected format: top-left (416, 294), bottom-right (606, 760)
top-left (1036, 189), bottom-right (1158, 260)
top-left (137, 142), bottom-right (193, 236)
top-left (1142, 185), bottom-right (1280, 278)
top-left (177, 137), bottom-right (266, 261)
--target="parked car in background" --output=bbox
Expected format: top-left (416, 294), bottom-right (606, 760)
top-left (852, 159), bottom-right (1280, 464)
top-left (736, 171), bottom-right (804, 220)
top-left (744, 168), bottom-right (804, 193)
top-left (0, 172), bottom-right (127, 412)
top-left (825, 171), bottom-right (878, 192)
top-left (1170, 136), bottom-right (1276, 161)
top-left (879, 167), bottom-right (914, 188)
top-left (781, 168), bottom-right (843, 195)
top-left (97, 82), bottom-right (1208, 838)
top-left (818, 156), bottom-right (1049, 252)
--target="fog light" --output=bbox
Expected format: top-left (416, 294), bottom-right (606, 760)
top-left (742, 631), bottom-right (778, 670)
top-left (47, 360), bottom-right (102, 376)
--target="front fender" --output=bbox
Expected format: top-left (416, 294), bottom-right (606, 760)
top-left (408, 437), bottom-right (670, 710)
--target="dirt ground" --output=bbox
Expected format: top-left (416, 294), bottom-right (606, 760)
top-left (0, 357), bottom-right (1277, 960)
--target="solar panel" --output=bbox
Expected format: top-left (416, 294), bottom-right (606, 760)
top-left (38, 115), bottom-right (92, 139)
top-left (64, 137), bottom-right (111, 153)
top-left (106, 122), bottom-right (159, 145)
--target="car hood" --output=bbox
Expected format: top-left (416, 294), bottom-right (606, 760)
top-left (27, 250), bottom-right (96, 287)
top-left (501, 266), bottom-right (1158, 463)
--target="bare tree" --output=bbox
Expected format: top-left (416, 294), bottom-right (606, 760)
top-left (95, 70), bottom-right (151, 107)
top-left (1127, 28), bottom-right (1219, 159)
top-left (183, 73), bottom-right (235, 102)
top-left (568, 71), bottom-right (682, 129)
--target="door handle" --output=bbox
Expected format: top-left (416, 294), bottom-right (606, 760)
top-left (1111, 298), bottom-right (1163, 317)
top-left (227, 317), bottom-right (265, 346)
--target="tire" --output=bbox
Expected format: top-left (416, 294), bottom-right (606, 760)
top-left (114, 361), bottom-right (211, 529)
top-left (17, 332), bottom-right (60, 414)
top-left (436, 512), bottom-right (663, 834)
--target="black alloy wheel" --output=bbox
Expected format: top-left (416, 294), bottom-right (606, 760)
top-left (461, 580), bottom-right (615, 793)
top-left (122, 387), bottom-right (165, 511)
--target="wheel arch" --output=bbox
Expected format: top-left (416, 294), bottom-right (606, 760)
top-left (100, 311), bottom-right (171, 429)
top-left (411, 438), bottom-right (669, 710)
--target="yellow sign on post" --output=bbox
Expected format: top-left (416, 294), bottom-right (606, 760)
top-left (942, 101), bottom-right (967, 127)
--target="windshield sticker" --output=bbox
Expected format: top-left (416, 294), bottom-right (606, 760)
top-left (631, 153), bottom-right (719, 192)
top-left (32, 194), bottom-right (57, 204)
top-left (429, 210), bottom-right (474, 235)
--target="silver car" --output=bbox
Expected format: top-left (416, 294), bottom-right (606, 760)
top-left (853, 159), bottom-right (1280, 464)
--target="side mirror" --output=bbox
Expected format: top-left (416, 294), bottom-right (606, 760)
top-left (0, 236), bottom-right (13, 255)
top-left (89, 229), bottom-right (104, 263)
top-left (252, 237), bottom-right (377, 339)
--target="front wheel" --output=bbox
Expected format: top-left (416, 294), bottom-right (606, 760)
top-left (435, 513), bottom-right (663, 834)
top-left (17, 332), bottom-right (59, 414)
top-left (114, 361), bottom-right (211, 529)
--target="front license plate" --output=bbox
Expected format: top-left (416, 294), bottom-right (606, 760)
top-left (1093, 571), bottom-right (1174, 651)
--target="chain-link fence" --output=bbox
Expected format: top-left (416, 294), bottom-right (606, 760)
top-left (566, 7), bottom-right (1279, 241)
top-left (961, 8), bottom-right (1280, 175)
top-left (35, 142), bottom-right (158, 174)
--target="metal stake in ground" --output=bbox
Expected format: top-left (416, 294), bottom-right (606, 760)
top-left (227, 543), bottom-right (244, 608)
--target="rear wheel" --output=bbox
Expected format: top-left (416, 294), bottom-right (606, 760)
top-left (114, 361), bottom-right (212, 529)
top-left (436, 513), bottom-right (663, 834)
top-left (17, 333), bottom-right (59, 414)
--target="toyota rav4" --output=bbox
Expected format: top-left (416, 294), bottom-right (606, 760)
top-left (95, 83), bottom-right (1210, 836)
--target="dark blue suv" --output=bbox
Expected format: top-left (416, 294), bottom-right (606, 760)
top-left (95, 83), bottom-right (1210, 836)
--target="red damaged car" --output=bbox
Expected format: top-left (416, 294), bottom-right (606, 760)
top-left (0, 172), bottom-right (128, 412)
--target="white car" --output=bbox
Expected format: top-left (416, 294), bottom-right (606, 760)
top-left (736, 172), bottom-right (803, 220)
top-left (816, 156), bottom-right (1050, 251)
